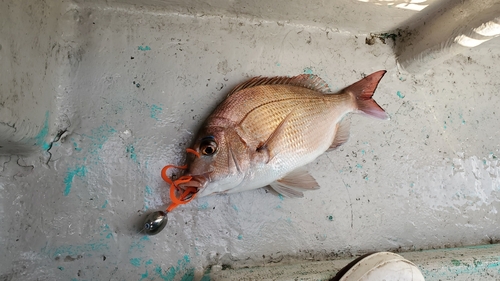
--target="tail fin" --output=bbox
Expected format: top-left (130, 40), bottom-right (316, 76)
top-left (345, 70), bottom-right (389, 120)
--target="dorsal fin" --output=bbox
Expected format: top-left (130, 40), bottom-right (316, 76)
top-left (228, 74), bottom-right (332, 96)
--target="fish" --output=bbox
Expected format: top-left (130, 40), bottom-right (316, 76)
top-left (166, 70), bottom-right (389, 203)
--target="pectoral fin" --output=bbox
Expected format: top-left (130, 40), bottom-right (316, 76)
top-left (256, 109), bottom-right (294, 163)
top-left (269, 168), bottom-right (320, 198)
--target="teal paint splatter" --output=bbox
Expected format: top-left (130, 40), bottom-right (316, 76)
top-left (396, 91), bottom-right (405, 99)
top-left (327, 215), bottom-right (334, 221)
top-left (361, 150), bottom-right (366, 155)
top-left (278, 194), bottom-right (284, 201)
top-left (126, 144), bottom-right (138, 163)
top-left (150, 105), bottom-right (162, 121)
top-left (73, 141), bottom-right (82, 152)
top-left (276, 62), bottom-right (281, 67)
top-left (130, 257), bottom-right (142, 267)
top-left (199, 202), bottom-right (209, 210)
top-left (138, 46), bottom-right (151, 51)
top-left (63, 166), bottom-right (87, 196)
top-left (139, 270), bottom-right (149, 281)
top-left (129, 235), bottom-right (150, 253)
top-left (200, 275), bottom-right (211, 281)
top-left (459, 113), bottom-right (466, 124)
top-left (101, 200), bottom-right (108, 209)
top-left (231, 204), bottom-right (239, 212)
top-left (48, 241), bottom-right (109, 258)
top-left (237, 234), bottom-right (243, 240)
top-left (58, 266), bottom-right (64, 271)
top-left (42, 221), bottom-right (113, 259)
top-left (180, 268), bottom-right (195, 281)
top-left (34, 111), bottom-right (50, 150)
top-left (87, 125), bottom-right (116, 157)
top-left (153, 255), bottom-right (191, 280)
top-left (356, 163), bottom-right (363, 169)
top-left (303, 67), bottom-right (314, 74)
top-left (156, 265), bottom-right (176, 281)
top-left (99, 224), bottom-right (114, 239)
top-left (145, 259), bottom-right (153, 265)
top-left (145, 186), bottom-right (153, 195)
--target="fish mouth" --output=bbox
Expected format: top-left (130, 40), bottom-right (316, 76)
top-left (177, 175), bottom-right (208, 193)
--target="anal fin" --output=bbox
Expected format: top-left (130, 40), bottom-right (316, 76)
top-left (269, 167), bottom-right (320, 198)
top-left (327, 119), bottom-right (350, 152)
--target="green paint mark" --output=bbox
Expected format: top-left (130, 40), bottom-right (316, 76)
top-left (483, 159), bottom-right (487, 165)
top-left (63, 166), bottom-right (87, 196)
top-left (130, 257), bottom-right (142, 267)
top-left (303, 67), bottom-right (314, 75)
top-left (237, 234), bottom-right (243, 240)
top-left (101, 200), bottom-right (108, 209)
top-left (327, 215), bottom-right (334, 221)
top-left (58, 266), bottom-right (64, 271)
top-left (451, 259), bottom-right (461, 266)
top-left (138, 46), bottom-right (151, 51)
top-left (145, 186), bottom-right (153, 195)
top-left (34, 111), bottom-right (50, 150)
top-left (396, 91), bottom-right (405, 99)
top-left (150, 104), bottom-right (162, 121)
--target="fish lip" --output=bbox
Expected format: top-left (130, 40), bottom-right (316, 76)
top-left (177, 174), bottom-right (208, 191)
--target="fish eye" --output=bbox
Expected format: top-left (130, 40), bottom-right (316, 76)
top-left (200, 136), bottom-right (217, 156)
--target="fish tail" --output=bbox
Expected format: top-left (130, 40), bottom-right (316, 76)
top-left (347, 70), bottom-right (389, 120)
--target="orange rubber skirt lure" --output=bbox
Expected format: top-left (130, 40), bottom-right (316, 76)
top-left (160, 148), bottom-right (200, 212)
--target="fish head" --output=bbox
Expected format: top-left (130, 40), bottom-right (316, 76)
top-left (180, 126), bottom-right (248, 197)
